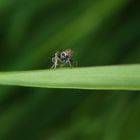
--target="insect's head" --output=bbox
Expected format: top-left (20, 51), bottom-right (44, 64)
top-left (60, 51), bottom-right (69, 59)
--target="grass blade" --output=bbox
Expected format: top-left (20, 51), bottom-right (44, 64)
top-left (0, 65), bottom-right (139, 90)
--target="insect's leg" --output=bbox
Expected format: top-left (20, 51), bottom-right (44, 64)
top-left (51, 61), bottom-right (57, 70)
top-left (54, 59), bottom-right (58, 70)
top-left (51, 64), bottom-right (55, 69)
top-left (68, 60), bottom-right (72, 68)
top-left (51, 56), bottom-right (55, 69)
top-left (51, 62), bottom-right (58, 70)
top-left (51, 61), bottom-right (56, 69)
top-left (51, 53), bottom-right (59, 70)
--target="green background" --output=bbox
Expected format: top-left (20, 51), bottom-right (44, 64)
top-left (0, 0), bottom-right (140, 140)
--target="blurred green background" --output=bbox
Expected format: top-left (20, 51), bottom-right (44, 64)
top-left (0, 0), bottom-right (140, 140)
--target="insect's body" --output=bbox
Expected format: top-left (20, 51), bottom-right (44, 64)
top-left (51, 49), bottom-right (73, 69)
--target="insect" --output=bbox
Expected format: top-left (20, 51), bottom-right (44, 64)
top-left (51, 49), bottom-right (74, 69)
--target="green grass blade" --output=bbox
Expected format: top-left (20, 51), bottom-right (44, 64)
top-left (0, 65), bottom-right (139, 90)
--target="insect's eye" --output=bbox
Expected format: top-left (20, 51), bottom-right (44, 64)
top-left (61, 52), bottom-right (66, 57)
top-left (61, 52), bottom-right (67, 57)
top-left (62, 53), bottom-right (65, 56)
